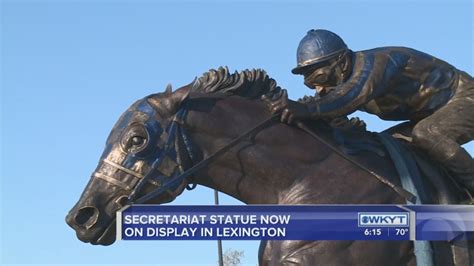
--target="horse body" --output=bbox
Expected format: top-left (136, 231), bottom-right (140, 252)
top-left (184, 95), bottom-right (414, 265)
top-left (66, 67), bottom-right (463, 265)
top-left (186, 94), bottom-right (399, 204)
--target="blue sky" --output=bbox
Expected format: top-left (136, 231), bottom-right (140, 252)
top-left (1, 0), bottom-right (472, 265)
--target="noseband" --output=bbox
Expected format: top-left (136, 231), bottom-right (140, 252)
top-left (93, 158), bottom-right (144, 191)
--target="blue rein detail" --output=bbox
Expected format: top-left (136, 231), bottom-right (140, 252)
top-left (179, 125), bottom-right (199, 190)
top-left (376, 132), bottom-right (434, 266)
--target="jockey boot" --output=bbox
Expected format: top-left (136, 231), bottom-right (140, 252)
top-left (421, 134), bottom-right (474, 196)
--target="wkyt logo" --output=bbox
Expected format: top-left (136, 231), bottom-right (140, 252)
top-left (358, 212), bottom-right (409, 227)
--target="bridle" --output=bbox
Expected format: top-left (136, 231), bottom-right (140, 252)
top-left (127, 106), bottom-right (192, 204)
top-left (93, 101), bottom-right (191, 204)
top-left (93, 158), bottom-right (144, 191)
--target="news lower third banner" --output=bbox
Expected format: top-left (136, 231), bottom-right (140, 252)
top-left (116, 205), bottom-right (474, 241)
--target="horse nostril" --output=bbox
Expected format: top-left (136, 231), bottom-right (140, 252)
top-left (74, 206), bottom-right (99, 229)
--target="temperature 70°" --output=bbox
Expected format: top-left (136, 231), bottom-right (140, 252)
top-left (395, 228), bottom-right (408, 235)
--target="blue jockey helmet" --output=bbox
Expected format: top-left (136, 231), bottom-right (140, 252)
top-left (292, 29), bottom-right (348, 74)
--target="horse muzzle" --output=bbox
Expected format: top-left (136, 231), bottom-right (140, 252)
top-left (66, 206), bottom-right (117, 246)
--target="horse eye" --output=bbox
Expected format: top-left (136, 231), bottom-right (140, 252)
top-left (120, 124), bottom-right (149, 154)
top-left (131, 136), bottom-right (145, 146)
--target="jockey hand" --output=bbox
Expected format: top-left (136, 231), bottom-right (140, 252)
top-left (261, 89), bottom-right (311, 124)
top-left (329, 116), bottom-right (367, 132)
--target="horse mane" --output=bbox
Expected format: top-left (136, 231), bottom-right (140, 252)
top-left (191, 66), bottom-right (282, 99)
top-left (189, 66), bottom-right (374, 139)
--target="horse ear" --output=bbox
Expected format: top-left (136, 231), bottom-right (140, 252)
top-left (148, 86), bottom-right (190, 116)
top-left (174, 86), bottom-right (190, 104)
top-left (165, 83), bottom-right (172, 94)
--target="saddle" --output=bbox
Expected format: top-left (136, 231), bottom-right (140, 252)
top-left (331, 119), bottom-right (472, 205)
top-left (331, 119), bottom-right (473, 266)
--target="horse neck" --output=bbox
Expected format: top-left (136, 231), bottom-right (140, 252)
top-left (183, 96), bottom-right (348, 204)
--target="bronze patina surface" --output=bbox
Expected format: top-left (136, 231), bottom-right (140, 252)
top-left (66, 67), bottom-right (470, 265)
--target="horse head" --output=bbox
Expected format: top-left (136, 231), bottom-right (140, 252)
top-left (65, 84), bottom-right (191, 245)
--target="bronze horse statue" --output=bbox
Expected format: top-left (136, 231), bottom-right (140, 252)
top-left (66, 67), bottom-right (470, 265)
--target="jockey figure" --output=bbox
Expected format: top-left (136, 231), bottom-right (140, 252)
top-left (267, 29), bottom-right (474, 194)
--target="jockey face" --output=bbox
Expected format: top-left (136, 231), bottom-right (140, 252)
top-left (303, 65), bottom-right (338, 96)
top-left (303, 52), bottom-right (349, 96)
